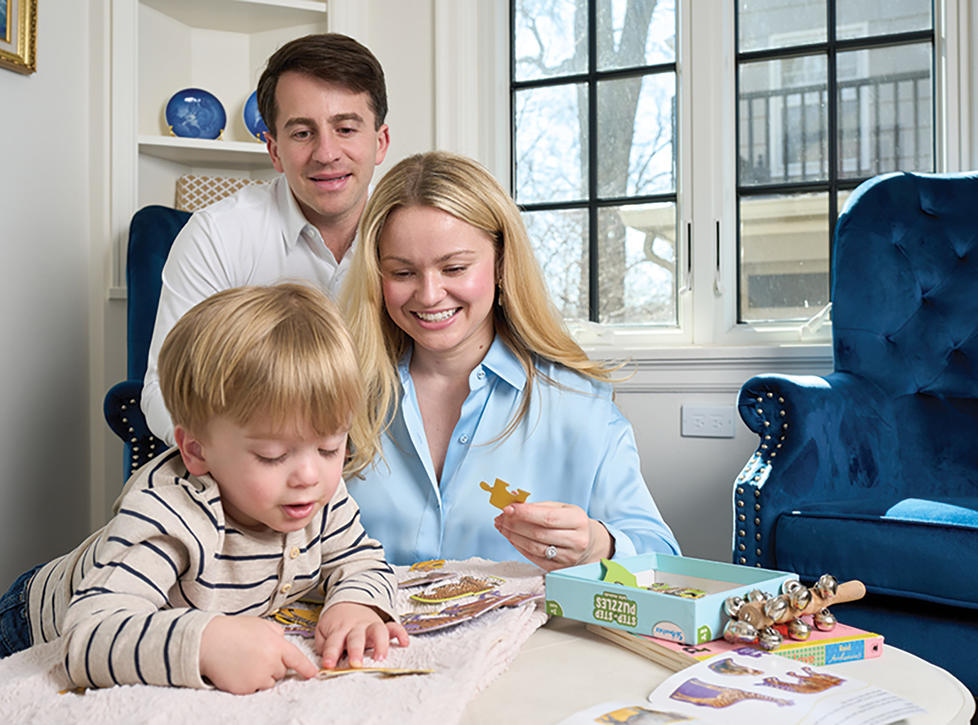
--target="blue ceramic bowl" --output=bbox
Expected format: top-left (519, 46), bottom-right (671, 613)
top-left (165, 88), bottom-right (226, 140)
top-left (243, 90), bottom-right (271, 142)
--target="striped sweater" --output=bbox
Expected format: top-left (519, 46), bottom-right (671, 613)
top-left (26, 449), bottom-right (397, 689)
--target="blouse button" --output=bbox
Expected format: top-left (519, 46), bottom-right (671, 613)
top-left (281, 582), bottom-right (292, 594)
top-left (289, 546), bottom-right (300, 559)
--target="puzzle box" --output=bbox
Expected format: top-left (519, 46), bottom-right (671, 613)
top-left (544, 553), bottom-right (794, 645)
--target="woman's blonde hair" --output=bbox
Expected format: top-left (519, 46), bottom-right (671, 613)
top-left (159, 282), bottom-right (371, 476)
top-left (342, 151), bottom-right (619, 459)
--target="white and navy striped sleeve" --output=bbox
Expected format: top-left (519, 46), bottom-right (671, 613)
top-left (61, 484), bottom-right (218, 689)
top-left (316, 480), bottom-right (398, 621)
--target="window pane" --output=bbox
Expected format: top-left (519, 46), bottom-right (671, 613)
top-left (522, 208), bottom-right (589, 319)
top-left (599, 203), bottom-right (677, 324)
top-left (739, 55), bottom-right (828, 185)
top-left (738, 0), bottom-right (826, 52)
top-left (515, 84), bottom-right (588, 204)
top-left (514, 0), bottom-right (587, 81)
top-left (837, 43), bottom-right (932, 179)
top-left (837, 0), bottom-right (931, 40)
top-left (740, 193), bottom-right (829, 322)
top-left (597, 0), bottom-right (675, 71)
top-left (837, 188), bottom-right (853, 215)
top-left (598, 73), bottom-right (676, 197)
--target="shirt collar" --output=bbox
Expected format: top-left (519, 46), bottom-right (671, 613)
top-left (274, 175), bottom-right (318, 250)
top-left (480, 336), bottom-right (527, 391)
top-left (396, 335), bottom-right (527, 392)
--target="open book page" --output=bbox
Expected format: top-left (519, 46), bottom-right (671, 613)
top-left (644, 648), bottom-right (923, 724)
top-left (558, 649), bottom-right (923, 725)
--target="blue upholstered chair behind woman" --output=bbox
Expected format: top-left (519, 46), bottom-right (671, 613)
top-left (103, 205), bottom-right (191, 479)
top-left (733, 171), bottom-right (978, 694)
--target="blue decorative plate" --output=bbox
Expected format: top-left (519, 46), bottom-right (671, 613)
top-left (243, 90), bottom-right (271, 142)
top-left (165, 88), bottom-right (226, 140)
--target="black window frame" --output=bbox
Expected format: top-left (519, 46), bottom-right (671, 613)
top-left (510, 0), bottom-right (679, 323)
top-left (734, 0), bottom-right (936, 322)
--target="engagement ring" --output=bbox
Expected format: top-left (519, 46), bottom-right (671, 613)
top-left (544, 545), bottom-right (558, 560)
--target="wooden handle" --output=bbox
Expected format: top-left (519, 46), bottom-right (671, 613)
top-left (738, 579), bottom-right (866, 629)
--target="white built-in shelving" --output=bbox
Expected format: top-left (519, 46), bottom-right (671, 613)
top-left (109, 0), bottom-right (328, 287)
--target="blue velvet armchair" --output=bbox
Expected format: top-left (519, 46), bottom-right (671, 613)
top-left (733, 171), bottom-right (978, 694)
top-left (104, 205), bottom-right (190, 479)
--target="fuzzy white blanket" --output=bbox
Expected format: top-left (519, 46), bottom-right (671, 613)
top-left (0, 558), bottom-right (547, 725)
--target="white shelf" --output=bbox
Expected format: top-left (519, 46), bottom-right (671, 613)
top-left (140, 0), bottom-right (327, 33)
top-left (109, 0), bottom-right (327, 285)
top-left (138, 134), bottom-right (273, 170)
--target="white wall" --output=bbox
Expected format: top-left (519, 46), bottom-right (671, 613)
top-left (329, 0), bottom-right (436, 177)
top-left (0, 0), bottom-right (104, 584)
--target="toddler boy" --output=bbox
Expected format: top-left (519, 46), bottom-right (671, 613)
top-left (0, 283), bottom-right (406, 693)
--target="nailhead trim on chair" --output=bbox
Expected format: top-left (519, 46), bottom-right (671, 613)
top-left (124, 396), bottom-right (159, 476)
top-left (733, 391), bottom-right (790, 567)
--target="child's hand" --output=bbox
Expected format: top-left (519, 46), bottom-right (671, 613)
top-left (315, 601), bottom-right (409, 669)
top-left (200, 615), bottom-right (318, 694)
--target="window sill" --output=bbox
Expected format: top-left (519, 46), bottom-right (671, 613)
top-left (587, 342), bottom-right (834, 394)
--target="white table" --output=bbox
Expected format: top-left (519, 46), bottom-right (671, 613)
top-left (462, 618), bottom-right (976, 724)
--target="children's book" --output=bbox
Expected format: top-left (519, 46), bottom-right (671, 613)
top-left (587, 616), bottom-right (883, 672)
top-left (559, 647), bottom-right (921, 725)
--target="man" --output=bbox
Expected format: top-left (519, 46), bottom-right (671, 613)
top-left (141, 33), bottom-right (390, 444)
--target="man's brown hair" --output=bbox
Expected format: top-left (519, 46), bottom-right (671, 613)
top-left (256, 33), bottom-right (387, 136)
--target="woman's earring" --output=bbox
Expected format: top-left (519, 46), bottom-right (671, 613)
top-left (496, 284), bottom-right (504, 307)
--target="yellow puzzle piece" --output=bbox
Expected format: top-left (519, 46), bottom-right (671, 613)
top-left (409, 559), bottom-right (446, 572)
top-left (480, 477), bottom-right (530, 509)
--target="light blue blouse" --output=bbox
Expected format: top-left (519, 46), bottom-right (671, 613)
top-left (347, 336), bottom-right (681, 566)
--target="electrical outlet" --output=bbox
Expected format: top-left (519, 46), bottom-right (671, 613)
top-left (681, 404), bottom-right (735, 438)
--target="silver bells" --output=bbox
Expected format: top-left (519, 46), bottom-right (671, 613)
top-left (722, 574), bottom-right (840, 651)
top-left (813, 608), bottom-right (837, 631)
top-left (815, 574), bottom-right (839, 598)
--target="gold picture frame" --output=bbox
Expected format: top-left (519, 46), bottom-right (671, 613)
top-left (0, 0), bottom-right (37, 74)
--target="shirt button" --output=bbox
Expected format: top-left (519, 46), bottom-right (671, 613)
top-left (476, 369), bottom-right (486, 380)
top-left (459, 434), bottom-right (469, 444)
top-left (289, 546), bottom-right (300, 559)
top-left (281, 582), bottom-right (292, 594)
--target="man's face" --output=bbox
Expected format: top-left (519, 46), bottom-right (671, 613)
top-left (266, 71), bottom-right (389, 235)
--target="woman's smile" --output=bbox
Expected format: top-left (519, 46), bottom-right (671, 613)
top-left (379, 205), bottom-right (497, 365)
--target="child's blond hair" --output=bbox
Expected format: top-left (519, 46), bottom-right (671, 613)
top-left (159, 283), bottom-right (369, 475)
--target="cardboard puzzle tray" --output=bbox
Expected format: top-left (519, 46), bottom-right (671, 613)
top-left (545, 553), bottom-right (794, 645)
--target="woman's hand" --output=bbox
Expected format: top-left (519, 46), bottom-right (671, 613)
top-left (493, 501), bottom-right (613, 570)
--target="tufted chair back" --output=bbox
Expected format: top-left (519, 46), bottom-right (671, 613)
top-left (833, 172), bottom-right (978, 397)
top-left (104, 206), bottom-right (191, 479)
top-left (831, 172), bottom-right (978, 498)
top-left (732, 170), bottom-right (978, 695)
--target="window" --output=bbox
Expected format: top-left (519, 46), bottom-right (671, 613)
top-left (511, 0), bottom-right (679, 326)
top-left (510, 0), bottom-right (951, 348)
top-left (737, 0), bottom-right (934, 322)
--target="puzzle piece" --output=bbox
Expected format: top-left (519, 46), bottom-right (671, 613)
top-left (398, 571), bottom-right (454, 589)
top-left (318, 666), bottom-right (435, 679)
top-left (480, 478), bottom-right (530, 509)
top-left (401, 590), bottom-right (544, 635)
top-left (647, 581), bottom-right (706, 599)
top-left (409, 575), bottom-right (503, 604)
top-left (271, 601), bottom-right (321, 637)
top-left (409, 559), bottom-right (445, 571)
top-left (600, 558), bottom-right (638, 588)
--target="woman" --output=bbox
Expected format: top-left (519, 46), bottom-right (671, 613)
top-left (342, 151), bottom-right (679, 570)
